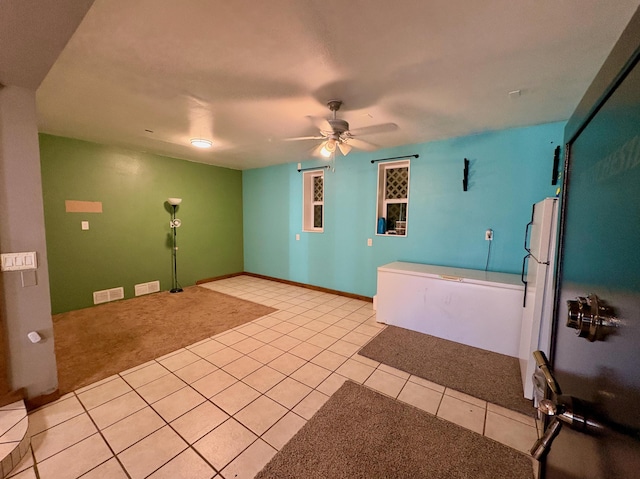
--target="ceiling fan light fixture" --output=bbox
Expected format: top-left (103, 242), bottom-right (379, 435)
top-left (320, 144), bottom-right (332, 158)
top-left (338, 142), bottom-right (352, 156)
top-left (190, 138), bottom-right (213, 148)
top-left (320, 139), bottom-right (337, 158)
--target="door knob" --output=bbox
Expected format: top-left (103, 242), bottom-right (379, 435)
top-left (567, 294), bottom-right (618, 341)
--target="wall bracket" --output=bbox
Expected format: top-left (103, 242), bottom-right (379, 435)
top-left (370, 154), bottom-right (419, 164)
top-left (551, 145), bottom-right (561, 185)
top-left (463, 158), bottom-right (469, 191)
top-left (297, 165), bottom-right (331, 173)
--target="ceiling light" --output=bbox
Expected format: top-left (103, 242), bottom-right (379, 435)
top-left (320, 145), bottom-right (332, 158)
top-left (338, 142), bottom-right (352, 156)
top-left (320, 139), bottom-right (336, 158)
top-left (190, 138), bottom-right (212, 148)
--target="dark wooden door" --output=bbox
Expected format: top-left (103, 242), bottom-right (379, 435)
top-left (543, 10), bottom-right (640, 479)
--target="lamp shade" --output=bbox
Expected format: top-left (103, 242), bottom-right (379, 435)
top-left (167, 197), bottom-right (182, 206)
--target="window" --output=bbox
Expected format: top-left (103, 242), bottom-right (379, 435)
top-left (303, 170), bottom-right (324, 232)
top-left (376, 160), bottom-right (409, 236)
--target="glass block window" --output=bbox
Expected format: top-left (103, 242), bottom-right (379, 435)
top-left (303, 169), bottom-right (324, 232)
top-left (313, 176), bottom-right (323, 201)
top-left (313, 205), bottom-right (323, 228)
top-left (376, 160), bottom-right (410, 236)
top-left (385, 168), bottom-right (409, 199)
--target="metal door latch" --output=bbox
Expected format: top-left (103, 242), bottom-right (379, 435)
top-left (530, 351), bottom-right (604, 460)
top-left (567, 294), bottom-right (618, 341)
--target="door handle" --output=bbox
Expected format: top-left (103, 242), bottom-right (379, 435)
top-left (533, 350), bottom-right (561, 396)
top-left (530, 351), bottom-right (605, 460)
top-left (524, 204), bottom-right (534, 254)
top-left (566, 294), bottom-right (619, 341)
top-left (531, 395), bottom-right (605, 460)
top-left (521, 254), bottom-right (530, 307)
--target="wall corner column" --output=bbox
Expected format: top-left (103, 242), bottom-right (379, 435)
top-left (0, 85), bottom-right (58, 398)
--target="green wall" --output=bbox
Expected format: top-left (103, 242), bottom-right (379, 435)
top-left (40, 134), bottom-right (244, 313)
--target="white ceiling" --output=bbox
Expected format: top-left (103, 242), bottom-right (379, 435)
top-left (33, 0), bottom-right (639, 170)
top-left (0, 0), bottom-right (94, 89)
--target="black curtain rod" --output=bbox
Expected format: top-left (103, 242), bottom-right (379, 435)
top-left (297, 165), bottom-right (331, 173)
top-left (370, 154), bottom-right (419, 164)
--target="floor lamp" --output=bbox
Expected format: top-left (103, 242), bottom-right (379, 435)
top-left (168, 197), bottom-right (183, 293)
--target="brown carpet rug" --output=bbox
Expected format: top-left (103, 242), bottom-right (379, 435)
top-left (256, 381), bottom-right (533, 479)
top-left (53, 286), bottom-right (275, 394)
top-left (359, 325), bottom-right (534, 417)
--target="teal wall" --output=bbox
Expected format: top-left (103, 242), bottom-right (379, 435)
top-left (40, 122), bottom-right (564, 313)
top-left (243, 122), bottom-right (565, 297)
top-left (40, 134), bottom-right (244, 313)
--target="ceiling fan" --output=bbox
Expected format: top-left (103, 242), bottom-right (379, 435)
top-left (284, 100), bottom-right (398, 158)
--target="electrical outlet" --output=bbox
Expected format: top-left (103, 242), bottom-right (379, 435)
top-left (485, 229), bottom-right (493, 241)
top-left (367, 238), bottom-right (373, 247)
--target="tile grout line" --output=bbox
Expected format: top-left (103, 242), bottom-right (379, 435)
top-left (98, 317), bottom-right (330, 476)
top-left (174, 302), bottom-right (366, 473)
top-left (110, 362), bottom-right (221, 477)
top-left (30, 444), bottom-right (40, 479)
top-left (72, 390), bottom-right (133, 479)
top-left (117, 364), bottom-right (220, 476)
top-left (25, 404), bottom-right (92, 464)
top-left (42, 277), bottom-right (530, 477)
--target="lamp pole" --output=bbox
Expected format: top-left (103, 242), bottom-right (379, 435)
top-left (168, 198), bottom-right (183, 293)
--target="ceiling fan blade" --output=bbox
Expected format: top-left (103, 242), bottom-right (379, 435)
top-left (347, 123), bottom-right (398, 136)
top-left (309, 116), bottom-right (332, 132)
top-left (347, 138), bottom-right (379, 151)
top-left (282, 135), bottom-right (325, 142)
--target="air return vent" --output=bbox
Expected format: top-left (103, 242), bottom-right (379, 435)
top-left (93, 290), bottom-right (109, 305)
top-left (109, 287), bottom-right (125, 301)
top-left (93, 286), bottom-right (125, 305)
top-left (134, 280), bottom-right (160, 297)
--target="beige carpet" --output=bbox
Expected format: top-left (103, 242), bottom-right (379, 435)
top-left (358, 325), bottom-right (534, 416)
top-left (256, 381), bottom-right (533, 479)
top-left (53, 286), bottom-right (275, 394)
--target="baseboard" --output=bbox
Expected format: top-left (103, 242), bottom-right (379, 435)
top-left (25, 389), bottom-right (60, 412)
top-left (196, 272), bottom-right (245, 285)
top-left (198, 271), bottom-right (373, 303)
top-left (0, 388), bottom-right (25, 408)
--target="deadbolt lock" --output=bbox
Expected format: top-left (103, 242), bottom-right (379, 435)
top-left (567, 294), bottom-right (618, 341)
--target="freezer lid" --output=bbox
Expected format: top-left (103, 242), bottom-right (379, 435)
top-left (378, 262), bottom-right (524, 290)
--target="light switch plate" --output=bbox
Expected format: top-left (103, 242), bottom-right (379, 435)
top-left (367, 238), bottom-right (373, 246)
top-left (1, 252), bottom-right (37, 271)
top-left (21, 270), bottom-right (38, 287)
top-left (81, 221), bottom-right (89, 230)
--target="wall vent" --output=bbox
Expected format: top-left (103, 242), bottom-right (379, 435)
top-left (109, 287), bottom-right (125, 301)
top-left (93, 286), bottom-right (125, 305)
top-left (134, 280), bottom-right (160, 297)
top-left (93, 290), bottom-right (110, 305)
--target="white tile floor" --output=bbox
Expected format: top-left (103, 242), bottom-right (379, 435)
top-left (0, 400), bottom-right (29, 478)
top-left (8, 275), bottom-right (539, 479)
